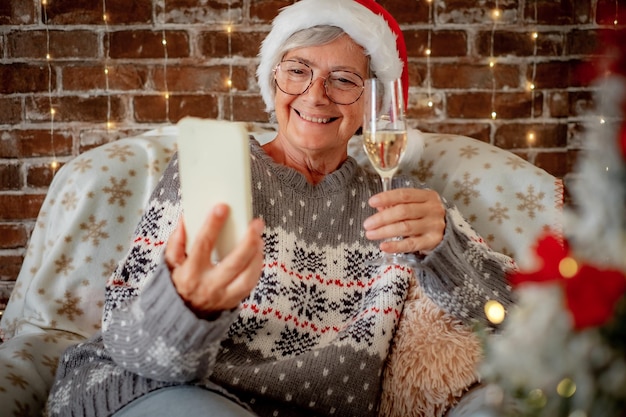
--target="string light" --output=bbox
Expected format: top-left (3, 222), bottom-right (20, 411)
top-left (489, 0), bottom-right (499, 121)
top-left (162, 22), bottom-right (170, 122)
top-left (484, 300), bottom-right (505, 324)
top-left (103, 0), bottom-right (113, 130)
top-left (528, 1), bottom-right (539, 146)
top-left (42, 0), bottom-right (58, 172)
top-left (226, 1), bottom-right (234, 120)
top-left (425, 0), bottom-right (433, 108)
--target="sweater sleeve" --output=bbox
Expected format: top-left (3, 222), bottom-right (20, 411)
top-left (102, 261), bottom-right (238, 383)
top-left (418, 203), bottom-right (517, 327)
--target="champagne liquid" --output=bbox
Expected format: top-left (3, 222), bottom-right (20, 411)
top-left (363, 130), bottom-right (407, 173)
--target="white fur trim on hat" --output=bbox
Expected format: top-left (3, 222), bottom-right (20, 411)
top-left (257, 0), bottom-right (403, 113)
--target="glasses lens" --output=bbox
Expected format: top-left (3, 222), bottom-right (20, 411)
top-left (274, 60), bottom-right (364, 105)
top-left (275, 60), bottom-right (312, 95)
top-left (326, 71), bottom-right (364, 104)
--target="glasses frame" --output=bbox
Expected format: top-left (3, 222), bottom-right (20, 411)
top-left (273, 59), bottom-right (365, 105)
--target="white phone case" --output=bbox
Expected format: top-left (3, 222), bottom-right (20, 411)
top-left (177, 117), bottom-right (252, 260)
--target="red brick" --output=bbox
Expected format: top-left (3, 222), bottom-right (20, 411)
top-left (531, 150), bottom-right (573, 178)
top-left (153, 65), bottom-right (249, 93)
top-left (0, 163), bottom-right (22, 191)
top-left (249, 0), bottom-right (291, 22)
top-left (404, 30), bottom-right (467, 57)
top-left (568, 91), bottom-right (597, 117)
top-left (133, 94), bottom-right (219, 123)
top-left (44, 0), bottom-right (153, 25)
top-left (109, 30), bottom-right (190, 59)
top-left (0, 64), bottom-right (55, 94)
top-left (446, 92), bottom-right (540, 119)
top-left (477, 30), bottom-right (565, 57)
top-left (0, 129), bottom-right (73, 159)
top-left (26, 163), bottom-right (62, 188)
top-left (25, 96), bottom-right (125, 123)
top-left (227, 96), bottom-right (268, 123)
top-left (432, 63), bottom-right (519, 89)
top-left (199, 31), bottom-right (265, 58)
top-left (0, 254), bottom-right (23, 281)
top-left (62, 64), bottom-right (149, 91)
top-left (547, 91), bottom-right (570, 118)
top-left (494, 123), bottom-right (567, 149)
top-left (0, 97), bottom-right (22, 124)
top-left (533, 60), bottom-right (581, 89)
top-left (525, 0), bottom-right (592, 25)
top-left (378, 0), bottom-right (428, 24)
top-left (567, 29), bottom-right (600, 56)
top-left (437, 0), bottom-right (517, 24)
top-left (0, 194), bottom-right (46, 221)
top-left (7, 30), bottom-right (98, 59)
top-left (0, 224), bottom-right (28, 249)
top-left (163, 0), bottom-right (243, 24)
top-left (0, 0), bottom-right (35, 25)
top-left (596, 0), bottom-right (624, 24)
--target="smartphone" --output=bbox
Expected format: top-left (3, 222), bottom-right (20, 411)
top-left (177, 117), bottom-right (252, 260)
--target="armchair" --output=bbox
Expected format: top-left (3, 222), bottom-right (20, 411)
top-left (0, 126), bottom-right (563, 417)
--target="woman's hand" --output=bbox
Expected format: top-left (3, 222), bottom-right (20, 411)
top-left (165, 204), bottom-right (265, 317)
top-left (363, 188), bottom-right (446, 254)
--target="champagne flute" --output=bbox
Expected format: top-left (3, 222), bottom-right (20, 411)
top-left (362, 78), bottom-right (418, 267)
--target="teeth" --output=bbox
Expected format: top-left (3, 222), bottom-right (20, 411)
top-left (299, 111), bottom-right (330, 124)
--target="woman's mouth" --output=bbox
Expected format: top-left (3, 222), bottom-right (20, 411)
top-left (295, 109), bottom-right (338, 124)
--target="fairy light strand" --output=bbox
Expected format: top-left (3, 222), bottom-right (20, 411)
top-left (42, 0), bottom-right (58, 171)
top-left (161, 0), bottom-right (170, 123)
top-left (103, 0), bottom-right (113, 130)
top-left (227, 1), bottom-right (234, 120)
top-left (490, 1), bottom-right (500, 121)
top-left (425, 0), bottom-right (433, 108)
top-left (527, 0), bottom-right (538, 146)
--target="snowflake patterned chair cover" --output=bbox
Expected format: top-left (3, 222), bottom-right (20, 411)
top-left (0, 127), bottom-right (176, 417)
top-left (0, 127), bottom-right (563, 417)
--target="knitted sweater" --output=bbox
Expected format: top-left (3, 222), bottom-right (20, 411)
top-left (46, 138), bottom-right (515, 417)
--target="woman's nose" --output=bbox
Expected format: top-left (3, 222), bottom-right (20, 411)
top-left (304, 77), bottom-right (331, 102)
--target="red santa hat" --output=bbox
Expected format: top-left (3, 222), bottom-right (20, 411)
top-left (257, 0), bottom-right (409, 113)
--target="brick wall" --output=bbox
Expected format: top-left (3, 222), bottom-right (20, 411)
top-left (0, 0), bottom-right (619, 306)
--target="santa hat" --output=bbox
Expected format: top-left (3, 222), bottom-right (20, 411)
top-left (257, 0), bottom-right (409, 113)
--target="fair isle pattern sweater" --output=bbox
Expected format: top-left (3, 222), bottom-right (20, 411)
top-left (46, 139), bottom-right (515, 417)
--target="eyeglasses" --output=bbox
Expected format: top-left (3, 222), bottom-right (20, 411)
top-left (273, 60), bottom-right (365, 105)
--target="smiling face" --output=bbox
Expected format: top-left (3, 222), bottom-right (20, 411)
top-left (270, 34), bottom-right (369, 172)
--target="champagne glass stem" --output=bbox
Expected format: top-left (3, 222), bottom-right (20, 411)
top-left (381, 175), bottom-right (393, 192)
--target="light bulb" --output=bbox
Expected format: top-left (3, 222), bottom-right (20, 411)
top-left (484, 300), bottom-right (505, 324)
top-left (425, 48), bottom-right (431, 56)
top-left (492, 9), bottom-right (501, 19)
top-left (559, 257), bottom-right (578, 278)
top-left (491, 111), bottom-right (497, 119)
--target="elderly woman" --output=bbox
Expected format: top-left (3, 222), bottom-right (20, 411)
top-left (46, 1), bottom-right (514, 416)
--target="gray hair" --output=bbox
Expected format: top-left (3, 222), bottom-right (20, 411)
top-left (265, 25), bottom-right (370, 121)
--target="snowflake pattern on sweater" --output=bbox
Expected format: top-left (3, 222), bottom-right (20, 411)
top-left (46, 138), bottom-right (515, 417)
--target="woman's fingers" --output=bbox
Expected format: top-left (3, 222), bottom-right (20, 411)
top-left (169, 207), bottom-right (265, 315)
top-left (364, 188), bottom-right (446, 253)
